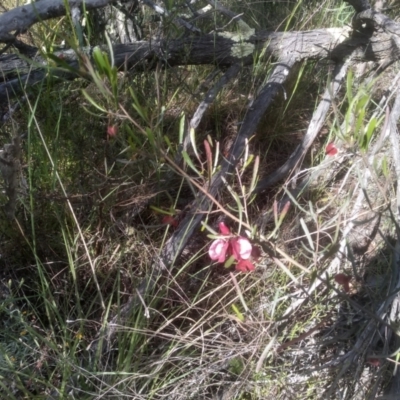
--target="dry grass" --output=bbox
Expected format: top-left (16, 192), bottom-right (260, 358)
top-left (1, 1), bottom-right (400, 399)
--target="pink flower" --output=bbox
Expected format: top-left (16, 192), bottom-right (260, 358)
top-left (209, 239), bottom-right (230, 263)
top-left (335, 273), bottom-right (351, 293)
top-left (366, 358), bottom-right (381, 367)
top-left (326, 142), bottom-right (338, 156)
top-left (231, 237), bottom-right (252, 260)
top-left (162, 215), bottom-right (179, 228)
top-left (236, 259), bottom-right (255, 272)
top-left (218, 221), bottom-right (230, 235)
top-left (107, 125), bottom-right (118, 137)
top-left (208, 222), bottom-right (257, 273)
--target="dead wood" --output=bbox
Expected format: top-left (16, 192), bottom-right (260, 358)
top-left (0, 22), bottom-right (397, 102)
top-left (0, 0), bottom-right (399, 106)
top-left (0, 0), bottom-right (116, 43)
top-left (255, 60), bottom-right (350, 192)
top-left (344, 0), bottom-right (371, 12)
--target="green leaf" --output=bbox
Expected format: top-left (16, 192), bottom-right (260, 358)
top-left (355, 108), bottom-right (365, 136)
top-left (355, 94), bottom-right (369, 113)
top-left (179, 113), bottom-right (185, 144)
top-left (182, 151), bottom-right (203, 176)
top-left (224, 255), bottom-right (236, 268)
top-left (228, 357), bottom-right (244, 374)
top-left (249, 155), bottom-right (259, 194)
top-left (46, 53), bottom-right (80, 74)
top-left (190, 127), bottom-right (200, 161)
top-left (129, 88), bottom-right (148, 123)
top-left (104, 32), bottom-right (115, 68)
top-left (81, 89), bottom-right (107, 112)
top-left (362, 116), bottom-right (378, 149)
top-left (201, 221), bottom-right (218, 235)
top-left (92, 47), bottom-right (107, 74)
top-left (150, 205), bottom-right (173, 215)
top-left (346, 68), bottom-right (353, 103)
top-left (164, 135), bottom-right (172, 149)
top-left (382, 155), bottom-right (389, 177)
top-left (125, 125), bottom-right (143, 146)
top-left (222, 177), bottom-right (243, 229)
top-left (344, 98), bottom-right (357, 136)
top-left (146, 127), bottom-right (155, 148)
top-left (231, 304), bottom-right (245, 322)
top-left (300, 218), bottom-right (314, 251)
top-left (243, 153), bottom-right (254, 171)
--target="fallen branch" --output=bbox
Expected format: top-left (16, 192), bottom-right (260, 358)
top-left (182, 63), bottom-right (241, 152)
top-left (0, 26), bottom-right (356, 102)
top-left (0, 0), bottom-right (116, 43)
top-left (255, 61), bottom-right (350, 192)
top-left (382, 87), bottom-right (400, 400)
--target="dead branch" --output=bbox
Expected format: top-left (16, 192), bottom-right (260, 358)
top-left (183, 63), bottom-right (241, 152)
top-left (255, 61), bottom-right (350, 192)
top-left (0, 27), bottom-right (357, 102)
top-left (223, 60), bottom-right (296, 171)
top-left (383, 88), bottom-right (400, 399)
top-left (0, 0), bottom-right (116, 43)
top-left (344, 0), bottom-right (371, 12)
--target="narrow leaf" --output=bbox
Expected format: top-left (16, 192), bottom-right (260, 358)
top-left (300, 218), bottom-right (314, 250)
top-left (249, 155), bottom-right (259, 194)
top-left (182, 151), bottom-right (203, 176)
top-left (179, 113), bottom-right (185, 144)
top-left (231, 304), bottom-right (245, 322)
top-left (190, 127), bottom-right (201, 163)
top-left (81, 89), bottom-right (107, 112)
top-left (204, 139), bottom-right (213, 181)
top-left (346, 68), bottom-right (353, 104)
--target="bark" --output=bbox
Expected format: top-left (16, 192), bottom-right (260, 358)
top-left (344, 0), bottom-right (371, 12)
top-left (0, 25), bottom-right (394, 103)
top-left (0, 0), bottom-right (117, 43)
top-left (1, 0), bottom-right (400, 102)
top-left (255, 61), bottom-right (350, 192)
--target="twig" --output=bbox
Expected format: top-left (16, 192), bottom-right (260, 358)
top-left (383, 87), bottom-right (400, 399)
top-left (281, 69), bottom-right (393, 318)
top-left (255, 60), bottom-right (350, 192)
top-left (220, 59), bottom-right (295, 177)
top-left (206, 0), bottom-right (250, 32)
top-left (141, 0), bottom-right (201, 34)
top-left (0, 0), bottom-right (115, 43)
top-left (182, 63), bottom-right (241, 152)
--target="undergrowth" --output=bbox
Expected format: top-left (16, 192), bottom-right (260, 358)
top-left (0, 1), bottom-right (398, 399)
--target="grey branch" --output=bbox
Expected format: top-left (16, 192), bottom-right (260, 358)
top-left (0, 26), bottom-right (379, 103)
top-left (386, 91), bottom-right (400, 397)
top-left (0, 0), bottom-right (116, 43)
top-left (255, 61), bottom-right (349, 192)
top-left (182, 63), bottom-right (241, 152)
top-left (344, 0), bottom-right (371, 12)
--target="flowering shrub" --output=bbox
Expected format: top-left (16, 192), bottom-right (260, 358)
top-left (209, 222), bottom-right (258, 272)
